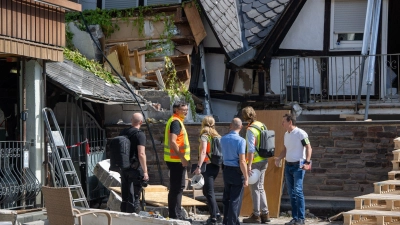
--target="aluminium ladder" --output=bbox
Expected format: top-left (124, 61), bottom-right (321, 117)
top-left (42, 107), bottom-right (89, 208)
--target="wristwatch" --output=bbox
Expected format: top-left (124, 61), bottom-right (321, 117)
top-left (304, 161), bottom-right (311, 165)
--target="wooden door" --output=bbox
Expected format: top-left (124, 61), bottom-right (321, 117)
top-left (240, 110), bottom-right (290, 218)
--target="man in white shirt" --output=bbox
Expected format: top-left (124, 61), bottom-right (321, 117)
top-left (274, 114), bottom-right (312, 225)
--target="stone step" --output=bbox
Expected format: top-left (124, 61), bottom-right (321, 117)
top-left (343, 209), bottom-right (400, 225)
top-left (354, 193), bottom-right (400, 210)
top-left (389, 171), bottom-right (400, 180)
top-left (392, 160), bottom-right (400, 171)
top-left (393, 149), bottom-right (400, 161)
top-left (394, 137), bottom-right (400, 149)
top-left (374, 180), bottom-right (400, 194)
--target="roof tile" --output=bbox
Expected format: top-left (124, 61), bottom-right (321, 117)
top-left (243, 0), bottom-right (254, 3)
top-left (254, 14), bottom-right (268, 23)
top-left (256, 5), bottom-right (271, 13)
top-left (252, 1), bottom-right (263, 8)
top-left (250, 24), bottom-right (264, 34)
top-left (257, 26), bottom-right (273, 38)
top-left (266, 1), bottom-right (281, 8)
top-left (243, 20), bottom-right (258, 30)
top-left (278, 0), bottom-right (290, 4)
top-left (274, 5), bottom-right (285, 13)
top-left (242, 3), bottom-right (252, 12)
top-left (246, 9), bottom-right (260, 19)
top-left (264, 10), bottom-right (277, 18)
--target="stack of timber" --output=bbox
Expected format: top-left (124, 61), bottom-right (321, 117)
top-left (343, 137), bottom-right (400, 225)
top-left (103, 1), bottom-right (206, 90)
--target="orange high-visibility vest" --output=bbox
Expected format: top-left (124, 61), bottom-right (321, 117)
top-left (199, 135), bottom-right (211, 163)
top-left (164, 115), bottom-right (190, 162)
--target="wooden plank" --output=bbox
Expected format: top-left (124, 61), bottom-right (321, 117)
top-left (145, 192), bottom-right (206, 207)
top-left (48, 6), bottom-right (54, 45)
top-left (6, 0), bottom-right (11, 36)
top-left (21, 0), bottom-right (27, 40)
top-left (240, 110), bottom-right (290, 218)
top-left (44, 4), bottom-right (49, 44)
top-left (105, 50), bottom-right (123, 76)
top-left (30, 0), bottom-right (35, 42)
top-left (35, 2), bottom-right (40, 43)
top-left (56, 7), bottom-right (61, 46)
top-left (1, 0), bottom-right (5, 35)
top-left (15, 0), bottom-right (21, 39)
top-left (116, 44), bottom-right (133, 81)
top-left (34, 0), bottom-right (82, 11)
top-left (60, 9), bottom-right (65, 46)
top-left (11, 0), bottom-right (17, 37)
top-left (133, 49), bottom-right (142, 78)
top-left (183, 1), bottom-right (206, 46)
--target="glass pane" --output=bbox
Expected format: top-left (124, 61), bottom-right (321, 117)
top-left (338, 33), bottom-right (364, 41)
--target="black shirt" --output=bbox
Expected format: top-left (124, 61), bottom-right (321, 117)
top-left (120, 127), bottom-right (146, 159)
top-left (170, 120), bottom-right (182, 135)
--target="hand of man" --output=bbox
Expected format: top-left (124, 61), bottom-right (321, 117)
top-left (143, 172), bottom-right (149, 181)
top-left (194, 167), bottom-right (201, 175)
top-left (302, 164), bottom-right (311, 171)
top-left (274, 157), bottom-right (282, 167)
top-left (248, 166), bottom-right (253, 176)
top-left (181, 158), bottom-right (188, 167)
top-left (243, 178), bottom-right (248, 187)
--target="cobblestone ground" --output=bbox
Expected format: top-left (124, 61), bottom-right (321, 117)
top-left (190, 214), bottom-right (343, 225)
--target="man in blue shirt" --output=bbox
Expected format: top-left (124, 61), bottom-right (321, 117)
top-left (220, 118), bottom-right (248, 225)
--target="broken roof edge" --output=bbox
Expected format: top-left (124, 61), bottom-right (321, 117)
top-left (198, 0), bottom-right (243, 60)
top-left (46, 59), bottom-right (146, 105)
top-left (254, 0), bottom-right (308, 65)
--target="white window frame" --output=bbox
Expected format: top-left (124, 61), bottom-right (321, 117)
top-left (330, 0), bottom-right (367, 51)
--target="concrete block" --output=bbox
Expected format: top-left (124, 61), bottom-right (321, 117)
top-left (68, 22), bottom-right (104, 62)
top-left (137, 90), bottom-right (171, 110)
top-left (107, 190), bottom-right (122, 211)
top-left (93, 159), bottom-right (121, 189)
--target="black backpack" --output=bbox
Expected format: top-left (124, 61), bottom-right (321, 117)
top-left (207, 136), bottom-right (223, 165)
top-left (109, 129), bottom-right (139, 172)
top-left (250, 123), bottom-right (275, 158)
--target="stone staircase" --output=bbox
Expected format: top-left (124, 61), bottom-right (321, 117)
top-left (343, 138), bottom-right (400, 225)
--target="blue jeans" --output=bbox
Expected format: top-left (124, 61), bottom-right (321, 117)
top-left (222, 165), bottom-right (244, 225)
top-left (284, 163), bottom-right (305, 220)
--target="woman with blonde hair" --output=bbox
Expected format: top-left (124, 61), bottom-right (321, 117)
top-left (193, 116), bottom-right (222, 225)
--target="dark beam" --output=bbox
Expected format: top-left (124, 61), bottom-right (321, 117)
top-left (258, 70), bottom-right (265, 97)
top-left (204, 47), bottom-right (225, 55)
top-left (226, 69), bottom-right (236, 93)
top-left (275, 49), bottom-right (325, 57)
top-left (197, 88), bottom-right (281, 103)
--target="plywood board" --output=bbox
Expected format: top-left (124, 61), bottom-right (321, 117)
top-left (240, 110), bottom-right (290, 218)
top-left (105, 50), bottom-right (123, 76)
top-left (183, 2), bottom-right (206, 46)
top-left (145, 191), bottom-right (206, 207)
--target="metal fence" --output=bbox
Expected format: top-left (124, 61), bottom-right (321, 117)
top-left (0, 141), bottom-right (41, 209)
top-left (273, 54), bottom-right (400, 104)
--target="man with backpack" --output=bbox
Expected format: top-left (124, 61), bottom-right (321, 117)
top-left (242, 106), bottom-right (270, 224)
top-left (164, 101), bottom-right (191, 221)
top-left (118, 113), bottom-right (148, 213)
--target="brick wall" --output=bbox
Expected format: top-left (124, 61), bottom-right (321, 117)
top-left (106, 121), bottom-right (396, 198)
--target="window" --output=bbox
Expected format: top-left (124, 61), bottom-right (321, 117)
top-left (330, 0), bottom-right (368, 50)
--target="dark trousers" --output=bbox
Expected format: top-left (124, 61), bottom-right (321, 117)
top-left (202, 163), bottom-right (220, 218)
top-left (222, 166), bottom-right (244, 225)
top-left (120, 168), bottom-right (143, 213)
top-left (166, 161), bottom-right (186, 219)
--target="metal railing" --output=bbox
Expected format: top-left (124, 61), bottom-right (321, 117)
top-left (0, 141), bottom-right (41, 209)
top-left (273, 54), bottom-right (400, 104)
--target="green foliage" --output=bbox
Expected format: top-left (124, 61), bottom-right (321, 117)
top-left (164, 56), bottom-right (196, 120)
top-left (65, 25), bottom-right (74, 50)
top-left (63, 48), bottom-right (119, 84)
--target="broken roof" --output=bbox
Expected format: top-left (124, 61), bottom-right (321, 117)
top-left (199, 0), bottom-right (290, 60)
top-left (46, 60), bottom-right (145, 105)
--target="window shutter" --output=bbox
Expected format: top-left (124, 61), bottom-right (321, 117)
top-left (104, 0), bottom-right (138, 9)
top-left (334, 0), bottom-right (368, 33)
top-left (145, 0), bottom-right (181, 6)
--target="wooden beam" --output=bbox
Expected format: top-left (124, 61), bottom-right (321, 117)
top-left (258, 70), bottom-right (265, 97)
top-left (34, 0), bottom-right (82, 11)
top-left (128, 47), bottom-right (163, 57)
top-left (133, 49), bottom-right (142, 78)
top-left (116, 44), bottom-right (133, 81)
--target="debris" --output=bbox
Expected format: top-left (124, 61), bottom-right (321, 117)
top-left (328, 212), bottom-right (343, 222)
